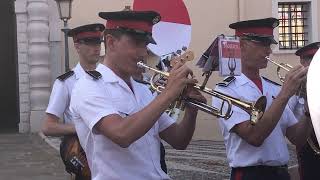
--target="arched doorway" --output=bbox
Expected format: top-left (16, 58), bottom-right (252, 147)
top-left (0, 0), bottom-right (19, 132)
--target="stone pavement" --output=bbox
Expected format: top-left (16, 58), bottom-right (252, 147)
top-left (165, 140), bottom-right (298, 180)
top-left (0, 133), bottom-right (69, 180)
top-left (0, 133), bottom-right (298, 180)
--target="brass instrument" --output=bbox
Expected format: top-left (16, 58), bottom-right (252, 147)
top-left (265, 56), bottom-right (293, 83)
top-left (137, 61), bottom-right (267, 123)
top-left (266, 56), bottom-right (306, 98)
top-left (266, 56), bottom-right (320, 153)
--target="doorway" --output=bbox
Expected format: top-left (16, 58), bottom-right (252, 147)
top-left (0, 0), bottom-right (19, 132)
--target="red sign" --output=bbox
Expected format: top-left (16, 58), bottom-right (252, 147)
top-left (221, 40), bottom-right (241, 59)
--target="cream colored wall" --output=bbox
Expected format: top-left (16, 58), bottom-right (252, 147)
top-left (240, 0), bottom-right (272, 20)
top-left (66, 0), bottom-right (319, 140)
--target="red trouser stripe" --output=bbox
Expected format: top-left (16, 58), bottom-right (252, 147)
top-left (235, 169), bottom-right (243, 180)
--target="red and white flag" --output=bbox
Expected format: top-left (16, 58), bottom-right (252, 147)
top-left (133, 0), bottom-right (192, 56)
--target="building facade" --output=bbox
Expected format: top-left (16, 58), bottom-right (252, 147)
top-left (5, 0), bottom-right (319, 138)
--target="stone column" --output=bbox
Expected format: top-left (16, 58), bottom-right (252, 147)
top-left (15, 0), bottom-right (30, 133)
top-left (27, 0), bottom-right (51, 132)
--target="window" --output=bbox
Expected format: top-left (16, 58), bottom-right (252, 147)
top-left (278, 2), bottom-right (310, 50)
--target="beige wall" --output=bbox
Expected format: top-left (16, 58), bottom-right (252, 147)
top-left (65, 0), bottom-right (320, 140)
top-left (240, 0), bottom-right (272, 20)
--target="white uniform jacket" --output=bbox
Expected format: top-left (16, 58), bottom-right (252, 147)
top-left (70, 64), bottom-right (175, 180)
top-left (46, 63), bottom-right (86, 124)
top-left (212, 74), bottom-right (298, 167)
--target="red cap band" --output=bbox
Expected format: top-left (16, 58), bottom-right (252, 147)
top-left (74, 31), bottom-right (102, 42)
top-left (235, 27), bottom-right (273, 36)
top-left (106, 20), bottom-right (152, 33)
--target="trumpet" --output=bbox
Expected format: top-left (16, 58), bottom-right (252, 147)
top-left (265, 56), bottom-right (293, 83)
top-left (266, 56), bottom-right (306, 98)
top-left (266, 57), bottom-right (318, 153)
top-left (137, 61), bottom-right (267, 124)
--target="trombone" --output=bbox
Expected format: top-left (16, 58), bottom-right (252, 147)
top-left (137, 61), bottom-right (267, 124)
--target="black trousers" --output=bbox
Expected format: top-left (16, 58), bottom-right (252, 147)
top-left (160, 142), bottom-right (167, 173)
top-left (230, 165), bottom-right (290, 180)
top-left (297, 139), bottom-right (320, 180)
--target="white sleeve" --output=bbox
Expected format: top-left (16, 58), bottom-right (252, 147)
top-left (158, 113), bottom-right (175, 132)
top-left (212, 86), bottom-right (250, 132)
top-left (45, 79), bottom-right (68, 119)
top-left (288, 95), bottom-right (305, 120)
top-left (281, 105), bottom-right (299, 130)
top-left (287, 96), bottom-right (298, 112)
top-left (73, 79), bottom-right (119, 132)
top-left (146, 87), bottom-right (175, 133)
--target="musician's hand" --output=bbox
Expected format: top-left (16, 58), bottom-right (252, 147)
top-left (164, 61), bottom-right (197, 99)
top-left (183, 85), bottom-right (207, 104)
top-left (280, 65), bottom-right (308, 98)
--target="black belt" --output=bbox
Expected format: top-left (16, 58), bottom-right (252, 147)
top-left (233, 165), bottom-right (288, 172)
top-left (231, 165), bottom-right (290, 180)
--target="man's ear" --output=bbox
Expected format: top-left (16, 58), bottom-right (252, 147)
top-left (74, 42), bottom-right (81, 52)
top-left (239, 38), bottom-right (250, 51)
top-left (105, 34), bottom-right (116, 51)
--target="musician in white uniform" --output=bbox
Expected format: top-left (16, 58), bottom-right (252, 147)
top-left (290, 42), bottom-right (320, 180)
top-left (42, 23), bottom-right (104, 178)
top-left (212, 18), bottom-right (312, 180)
top-left (69, 10), bottom-right (206, 180)
top-left (42, 23), bottom-right (104, 136)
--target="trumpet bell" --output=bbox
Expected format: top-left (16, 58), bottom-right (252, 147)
top-left (251, 96), bottom-right (267, 124)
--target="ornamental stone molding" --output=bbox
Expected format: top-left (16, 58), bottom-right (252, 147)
top-left (15, 0), bottom-right (53, 133)
top-left (15, 0), bottom-right (30, 133)
top-left (27, 0), bottom-right (51, 132)
top-left (15, 0), bottom-right (63, 133)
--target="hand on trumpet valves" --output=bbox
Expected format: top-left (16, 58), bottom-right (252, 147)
top-left (164, 61), bottom-right (198, 100)
top-left (281, 65), bottom-right (308, 98)
top-left (183, 85), bottom-right (207, 105)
